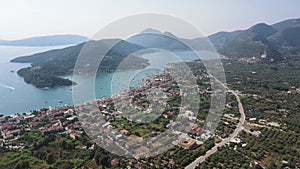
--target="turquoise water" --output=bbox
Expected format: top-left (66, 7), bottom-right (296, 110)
top-left (0, 46), bottom-right (213, 115)
top-left (0, 45), bottom-right (73, 115)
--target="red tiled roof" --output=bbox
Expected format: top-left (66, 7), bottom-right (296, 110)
top-left (111, 159), bottom-right (119, 165)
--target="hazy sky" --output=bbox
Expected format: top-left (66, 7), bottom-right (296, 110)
top-left (1, 0), bottom-right (300, 40)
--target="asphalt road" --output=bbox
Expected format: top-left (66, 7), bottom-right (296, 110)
top-left (185, 75), bottom-right (246, 169)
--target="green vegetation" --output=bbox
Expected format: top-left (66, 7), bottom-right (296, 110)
top-left (5, 18), bottom-right (300, 167)
top-left (17, 68), bottom-right (74, 88)
top-left (197, 129), bottom-right (300, 169)
top-left (3, 57), bottom-right (300, 168)
top-left (0, 131), bottom-right (118, 169)
top-left (12, 40), bottom-right (149, 88)
top-left (223, 59), bottom-right (300, 133)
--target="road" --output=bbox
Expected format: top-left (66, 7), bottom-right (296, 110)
top-left (185, 75), bottom-right (246, 169)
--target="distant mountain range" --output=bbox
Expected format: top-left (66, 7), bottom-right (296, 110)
top-left (208, 18), bottom-right (300, 63)
top-left (128, 18), bottom-right (300, 63)
top-left (0, 34), bottom-right (88, 46)
top-left (11, 18), bottom-right (300, 88)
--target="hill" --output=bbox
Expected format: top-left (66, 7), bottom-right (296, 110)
top-left (10, 18), bottom-right (300, 88)
top-left (11, 39), bottom-right (149, 88)
top-left (127, 18), bottom-right (300, 63)
top-left (0, 34), bottom-right (88, 46)
top-left (215, 23), bottom-right (283, 63)
top-left (207, 18), bottom-right (300, 63)
top-left (127, 29), bottom-right (217, 52)
top-left (127, 29), bottom-right (192, 51)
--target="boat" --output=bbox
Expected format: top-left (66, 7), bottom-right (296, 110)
top-left (10, 70), bottom-right (14, 73)
top-left (59, 100), bottom-right (63, 103)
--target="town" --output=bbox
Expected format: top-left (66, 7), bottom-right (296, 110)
top-left (0, 63), bottom-right (287, 168)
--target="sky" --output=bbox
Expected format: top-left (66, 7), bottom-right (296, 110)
top-left (1, 0), bottom-right (300, 40)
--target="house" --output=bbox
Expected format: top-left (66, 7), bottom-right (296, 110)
top-left (0, 123), bottom-right (16, 131)
top-left (62, 121), bottom-right (70, 127)
top-left (267, 122), bottom-right (280, 127)
top-left (24, 114), bottom-right (35, 121)
top-left (128, 159), bottom-right (135, 165)
top-left (125, 141), bottom-right (139, 149)
top-left (192, 126), bottom-right (203, 135)
top-left (169, 159), bottom-right (177, 169)
top-left (34, 114), bottom-right (47, 121)
top-left (66, 116), bottom-right (77, 121)
top-left (9, 129), bottom-right (20, 136)
top-left (0, 117), bottom-right (6, 123)
top-left (64, 109), bottom-right (75, 116)
top-left (3, 134), bottom-right (14, 141)
top-left (42, 126), bottom-right (64, 134)
top-left (250, 161), bottom-right (264, 169)
top-left (0, 139), bottom-right (4, 147)
top-left (8, 118), bottom-right (20, 124)
top-left (135, 161), bottom-right (143, 168)
top-left (229, 114), bottom-right (235, 117)
top-left (69, 130), bottom-right (81, 139)
top-left (258, 119), bottom-right (267, 124)
top-left (120, 129), bottom-right (130, 135)
top-left (111, 159), bottom-right (119, 166)
top-left (230, 138), bottom-right (241, 144)
top-left (200, 131), bottom-right (212, 140)
top-left (178, 138), bottom-right (198, 150)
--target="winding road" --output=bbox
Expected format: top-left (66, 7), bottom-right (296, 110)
top-left (185, 75), bottom-right (246, 169)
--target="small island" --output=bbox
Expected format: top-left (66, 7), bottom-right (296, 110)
top-left (17, 68), bottom-right (75, 88)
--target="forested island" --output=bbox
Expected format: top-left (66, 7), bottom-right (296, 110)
top-left (11, 40), bottom-right (149, 88)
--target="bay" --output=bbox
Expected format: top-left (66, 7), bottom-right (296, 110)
top-left (0, 46), bottom-right (214, 116)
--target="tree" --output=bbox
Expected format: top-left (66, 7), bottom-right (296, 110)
top-left (99, 156), bottom-right (110, 167)
top-left (269, 161), bottom-right (277, 169)
top-left (94, 150), bottom-right (101, 165)
top-left (14, 160), bottom-right (30, 169)
top-left (58, 162), bottom-right (72, 169)
top-left (46, 153), bottom-right (56, 164)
